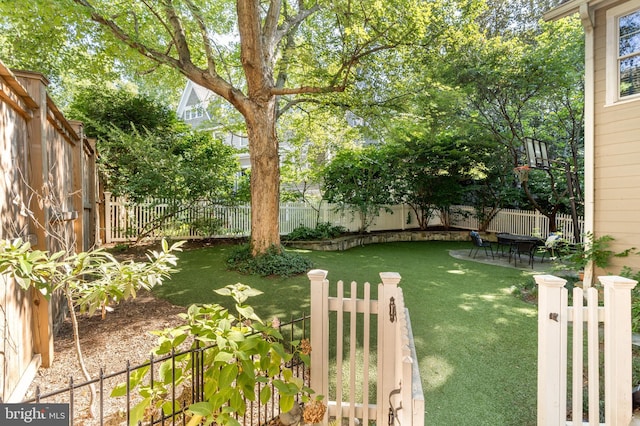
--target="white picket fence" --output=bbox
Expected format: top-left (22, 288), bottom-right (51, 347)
top-left (536, 275), bottom-right (638, 425)
top-left (103, 193), bottom-right (584, 243)
top-left (308, 270), bottom-right (424, 426)
top-left (453, 205), bottom-right (581, 243)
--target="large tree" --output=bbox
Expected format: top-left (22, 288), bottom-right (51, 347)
top-left (6, 0), bottom-right (439, 255)
top-left (443, 17), bottom-right (585, 232)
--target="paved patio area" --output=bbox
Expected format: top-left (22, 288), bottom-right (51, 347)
top-left (449, 248), bottom-right (556, 273)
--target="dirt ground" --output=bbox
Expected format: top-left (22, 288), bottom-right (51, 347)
top-left (24, 290), bottom-right (188, 424)
top-left (23, 240), bottom-right (204, 424)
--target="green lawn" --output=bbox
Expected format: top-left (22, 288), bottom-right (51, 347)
top-left (153, 241), bottom-right (539, 425)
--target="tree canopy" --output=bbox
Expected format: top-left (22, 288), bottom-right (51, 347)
top-left (65, 87), bottom-right (239, 246)
top-left (1, 0), bottom-right (586, 240)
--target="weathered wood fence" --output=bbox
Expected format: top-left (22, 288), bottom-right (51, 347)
top-left (0, 60), bottom-right (98, 402)
top-left (308, 270), bottom-right (424, 425)
top-left (536, 275), bottom-right (638, 425)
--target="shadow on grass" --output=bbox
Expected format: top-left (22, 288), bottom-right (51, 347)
top-left (154, 241), bottom-right (539, 425)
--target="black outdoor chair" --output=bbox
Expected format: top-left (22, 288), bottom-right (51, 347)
top-left (513, 240), bottom-right (538, 268)
top-left (469, 231), bottom-right (494, 259)
top-left (496, 233), bottom-right (513, 257)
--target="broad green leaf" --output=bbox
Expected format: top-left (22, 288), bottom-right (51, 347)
top-left (188, 401), bottom-right (213, 417)
top-left (110, 382), bottom-right (128, 397)
top-left (230, 389), bottom-right (245, 416)
top-left (219, 363), bottom-right (238, 388)
top-left (162, 400), bottom-right (180, 416)
top-left (279, 394), bottom-right (295, 413)
top-left (129, 397), bottom-right (152, 426)
top-left (214, 351), bottom-right (234, 363)
top-left (259, 385), bottom-right (272, 405)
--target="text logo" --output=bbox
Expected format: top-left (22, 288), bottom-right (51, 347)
top-left (0, 404), bottom-right (68, 425)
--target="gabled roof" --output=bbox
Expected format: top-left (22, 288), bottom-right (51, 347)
top-left (175, 80), bottom-right (214, 120)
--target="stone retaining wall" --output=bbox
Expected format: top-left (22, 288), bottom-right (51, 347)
top-left (284, 230), bottom-right (471, 251)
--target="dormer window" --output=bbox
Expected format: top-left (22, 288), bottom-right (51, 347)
top-left (184, 105), bottom-right (204, 120)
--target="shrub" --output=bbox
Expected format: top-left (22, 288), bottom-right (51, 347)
top-left (283, 222), bottom-right (346, 241)
top-left (191, 216), bottom-right (224, 237)
top-left (114, 283), bottom-right (320, 424)
top-left (226, 244), bottom-right (314, 277)
top-left (282, 225), bottom-right (317, 241)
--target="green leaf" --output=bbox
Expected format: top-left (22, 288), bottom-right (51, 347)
top-left (271, 343), bottom-right (287, 360)
top-left (161, 400), bottom-right (182, 416)
top-left (236, 305), bottom-right (262, 322)
top-left (110, 382), bottom-right (128, 397)
top-left (279, 394), bottom-right (295, 413)
top-left (111, 365), bottom-right (150, 397)
top-left (214, 351), bottom-right (234, 363)
top-left (129, 397), bottom-right (152, 426)
top-left (219, 363), bottom-right (238, 388)
top-left (214, 287), bottom-right (232, 297)
top-left (159, 361), bottom-right (175, 384)
top-left (259, 385), bottom-right (272, 405)
top-left (230, 389), bottom-right (245, 416)
top-left (188, 401), bottom-right (213, 417)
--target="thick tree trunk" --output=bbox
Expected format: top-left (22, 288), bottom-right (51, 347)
top-left (246, 100), bottom-right (281, 255)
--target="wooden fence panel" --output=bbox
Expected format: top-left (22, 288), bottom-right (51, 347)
top-left (1, 62), bottom-right (98, 402)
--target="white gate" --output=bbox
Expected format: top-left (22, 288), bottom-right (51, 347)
top-left (536, 275), bottom-right (637, 425)
top-left (308, 270), bottom-right (424, 425)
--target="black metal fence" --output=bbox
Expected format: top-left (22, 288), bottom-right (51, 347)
top-left (24, 314), bottom-right (310, 426)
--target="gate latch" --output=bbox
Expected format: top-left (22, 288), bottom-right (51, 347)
top-left (388, 386), bottom-right (402, 425)
top-left (389, 297), bottom-right (397, 323)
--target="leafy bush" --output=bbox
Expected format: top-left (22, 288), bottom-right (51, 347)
top-left (191, 216), bottom-right (224, 237)
top-left (283, 222), bottom-right (346, 241)
top-left (226, 244), bottom-right (314, 277)
top-left (114, 283), bottom-right (320, 425)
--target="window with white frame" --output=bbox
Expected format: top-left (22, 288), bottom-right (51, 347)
top-left (607, 1), bottom-right (640, 103)
top-left (184, 105), bottom-right (204, 120)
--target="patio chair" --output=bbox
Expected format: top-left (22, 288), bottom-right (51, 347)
top-left (469, 231), bottom-right (494, 259)
top-left (513, 240), bottom-right (538, 268)
top-left (496, 233), bottom-right (513, 257)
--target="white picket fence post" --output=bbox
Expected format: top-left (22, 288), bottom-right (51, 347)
top-left (308, 270), bottom-right (423, 425)
top-left (378, 272), bottom-right (402, 423)
top-left (536, 274), bottom-right (568, 426)
top-left (104, 191), bottom-right (112, 244)
top-left (308, 269), bottom-right (330, 425)
top-left (537, 274), bottom-right (637, 426)
top-left (601, 275), bottom-right (637, 425)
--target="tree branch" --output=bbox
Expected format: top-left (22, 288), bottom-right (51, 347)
top-left (274, 3), bottom-right (321, 47)
top-left (237, 0), bottom-right (267, 96)
top-left (73, 0), bottom-right (249, 113)
top-left (183, 0), bottom-right (217, 74)
top-left (271, 84), bottom-right (346, 96)
top-left (159, 0), bottom-right (193, 67)
top-left (73, 0), bottom-right (185, 70)
top-left (263, 0), bottom-right (281, 55)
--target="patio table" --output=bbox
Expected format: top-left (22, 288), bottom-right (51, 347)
top-left (496, 233), bottom-right (543, 266)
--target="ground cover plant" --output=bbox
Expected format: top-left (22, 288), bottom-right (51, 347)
top-left (153, 241), bottom-right (539, 425)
